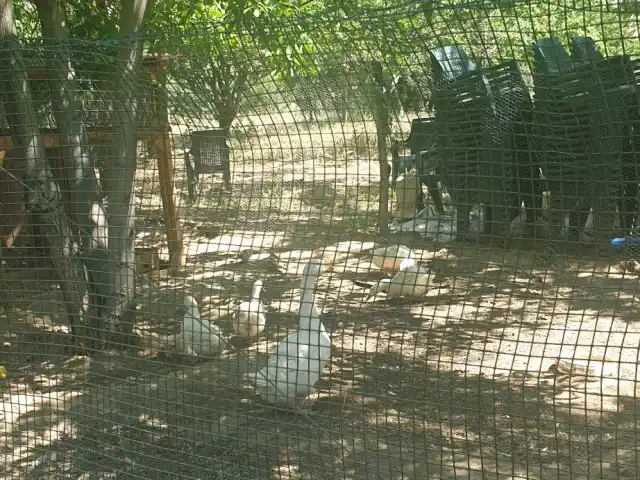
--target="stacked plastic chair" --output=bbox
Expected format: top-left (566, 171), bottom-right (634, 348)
top-left (482, 59), bottom-right (540, 234)
top-left (430, 46), bottom-right (535, 239)
top-left (570, 36), bottom-right (640, 235)
top-left (569, 36), bottom-right (601, 63)
top-left (628, 57), bottom-right (640, 232)
top-left (532, 37), bottom-right (632, 244)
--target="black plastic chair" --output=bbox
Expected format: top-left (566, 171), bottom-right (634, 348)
top-left (390, 117), bottom-right (445, 215)
top-left (185, 129), bottom-right (230, 199)
top-left (570, 36), bottom-right (604, 64)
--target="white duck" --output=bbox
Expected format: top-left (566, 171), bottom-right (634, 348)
top-left (364, 264), bottom-right (436, 300)
top-left (371, 244), bottom-right (417, 275)
top-left (244, 259), bottom-right (332, 407)
top-left (232, 279), bottom-right (267, 339)
top-left (179, 295), bottom-right (225, 356)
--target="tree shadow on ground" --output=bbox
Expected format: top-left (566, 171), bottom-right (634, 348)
top-left (1, 251), bottom-right (636, 479)
top-left (2, 194), bottom-right (639, 478)
top-left (2, 340), bottom-right (634, 479)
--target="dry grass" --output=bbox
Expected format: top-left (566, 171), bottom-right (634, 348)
top-left (1, 114), bottom-right (639, 479)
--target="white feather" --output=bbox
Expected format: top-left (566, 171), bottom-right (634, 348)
top-left (245, 259), bottom-right (332, 407)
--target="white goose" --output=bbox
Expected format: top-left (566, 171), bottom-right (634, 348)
top-left (233, 279), bottom-right (267, 339)
top-left (179, 295), bottom-right (225, 356)
top-left (364, 264), bottom-right (436, 300)
top-left (371, 244), bottom-right (417, 275)
top-left (244, 259), bottom-right (332, 407)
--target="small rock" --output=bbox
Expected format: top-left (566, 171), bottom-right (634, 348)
top-left (626, 260), bottom-right (639, 274)
top-left (237, 249), bottom-right (252, 263)
top-left (196, 224), bottom-right (221, 238)
top-left (305, 183), bottom-right (336, 206)
top-left (548, 359), bottom-right (596, 377)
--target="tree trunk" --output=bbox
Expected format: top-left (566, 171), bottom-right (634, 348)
top-left (35, 0), bottom-right (112, 349)
top-left (372, 61), bottom-right (390, 235)
top-left (99, 0), bottom-right (148, 344)
top-left (217, 112), bottom-right (234, 189)
top-left (212, 65), bottom-right (246, 189)
top-left (0, 0), bottom-right (86, 341)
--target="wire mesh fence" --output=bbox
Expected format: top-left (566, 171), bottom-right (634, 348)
top-left (1, 0), bottom-right (640, 478)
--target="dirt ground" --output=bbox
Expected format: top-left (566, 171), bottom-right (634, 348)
top-left (1, 115), bottom-right (640, 479)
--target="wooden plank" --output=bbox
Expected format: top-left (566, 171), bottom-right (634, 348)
top-left (153, 66), bottom-right (184, 268)
top-left (0, 130), bottom-right (165, 150)
top-left (0, 134), bottom-right (58, 149)
top-left (155, 132), bottom-right (184, 267)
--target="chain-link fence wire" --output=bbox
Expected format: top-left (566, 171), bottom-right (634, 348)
top-left (1, 0), bottom-right (640, 478)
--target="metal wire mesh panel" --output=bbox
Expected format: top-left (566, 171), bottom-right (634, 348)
top-left (1, 1), bottom-right (640, 479)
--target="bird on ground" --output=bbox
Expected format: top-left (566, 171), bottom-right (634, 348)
top-left (354, 264), bottom-right (438, 300)
top-left (178, 295), bottom-right (225, 356)
top-left (232, 279), bottom-right (267, 339)
top-left (371, 244), bottom-right (417, 275)
top-left (244, 259), bottom-right (331, 408)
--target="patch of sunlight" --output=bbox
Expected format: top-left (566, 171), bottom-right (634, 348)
top-left (12, 418), bottom-right (77, 473)
top-left (340, 335), bottom-right (390, 354)
top-left (481, 266), bottom-right (503, 274)
top-left (18, 309), bottom-right (65, 332)
top-left (271, 461), bottom-right (300, 480)
top-left (274, 251), bottom-right (321, 276)
top-left (1, 390), bottom-right (81, 433)
top-left (213, 232), bottom-right (286, 253)
top-left (577, 271), bottom-right (594, 279)
top-left (32, 356), bottom-right (90, 387)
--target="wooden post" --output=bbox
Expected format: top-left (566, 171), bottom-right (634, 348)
top-left (373, 61), bottom-right (390, 236)
top-left (155, 134), bottom-right (184, 267)
top-left (152, 61), bottom-right (184, 267)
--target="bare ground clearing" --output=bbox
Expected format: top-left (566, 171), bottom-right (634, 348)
top-left (1, 117), bottom-right (638, 479)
